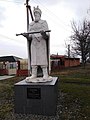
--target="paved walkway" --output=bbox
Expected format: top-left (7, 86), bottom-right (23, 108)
top-left (0, 75), bottom-right (14, 80)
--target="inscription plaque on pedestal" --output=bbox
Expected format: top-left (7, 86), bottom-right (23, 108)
top-left (27, 88), bottom-right (41, 99)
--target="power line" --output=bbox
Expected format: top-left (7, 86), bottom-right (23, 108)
top-left (32, 0), bottom-right (72, 32)
top-left (0, 33), bottom-right (26, 45)
top-left (0, 0), bottom-right (72, 32)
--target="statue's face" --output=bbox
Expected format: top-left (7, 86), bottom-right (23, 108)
top-left (34, 12), bottom-right (41, 22)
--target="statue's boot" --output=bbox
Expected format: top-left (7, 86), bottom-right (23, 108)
top-left (26, 66), bottom-right (37, 80)
top-left (30, 66), bottom-right (37, 79)
top-left (42, 67), bottom-right (48, 79)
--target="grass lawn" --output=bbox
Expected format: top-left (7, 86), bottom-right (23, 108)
top-left (0, 76), bottom-right (25, 119)
top-left (0, 64), bottom-right (90, 119)
top-left (51, 64), bottom-right (90, 119)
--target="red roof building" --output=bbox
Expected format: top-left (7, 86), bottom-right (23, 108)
top-left (50, 54), bottom-right (80, 71)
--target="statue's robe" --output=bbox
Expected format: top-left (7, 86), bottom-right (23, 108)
top-left (27, 19), bottom-right (50, 75)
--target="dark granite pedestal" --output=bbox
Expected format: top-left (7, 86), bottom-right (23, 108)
top-left (14, 77), bottom-right (58, 116)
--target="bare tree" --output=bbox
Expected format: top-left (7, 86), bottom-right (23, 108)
top-left (70, 20), bottom-right (90, 66)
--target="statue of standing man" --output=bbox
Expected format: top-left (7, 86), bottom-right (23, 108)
top-left (24, 6), bottom-right (51, 82)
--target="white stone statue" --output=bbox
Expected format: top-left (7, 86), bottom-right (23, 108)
top-left (24, 6), bottom-right (52, 82)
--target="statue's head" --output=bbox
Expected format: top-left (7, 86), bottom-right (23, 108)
top-left (33, 6), bottom-right (42, 22)
top-left (33, 6), bottom-right (42, 16)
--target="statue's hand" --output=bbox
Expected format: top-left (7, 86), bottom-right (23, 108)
top-left (40, 30), bottom-right (49, 40)
top-left (23, 33), bottom-right (29, 38)
top-left (40, 30), bottom-right (46, 36)
top-left (23, 33), bottom-right (32, 41)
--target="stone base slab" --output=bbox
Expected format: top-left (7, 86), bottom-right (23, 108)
top-left (14, 77), bottom-right (58, 116)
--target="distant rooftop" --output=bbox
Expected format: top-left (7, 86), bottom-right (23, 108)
top-left (0, 56), bottom-right (22, 62)
top-left (50, 54), bottom-right (80, 60)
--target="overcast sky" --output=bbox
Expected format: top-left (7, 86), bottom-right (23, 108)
top-left (0, 0), bottom-right (90, 58)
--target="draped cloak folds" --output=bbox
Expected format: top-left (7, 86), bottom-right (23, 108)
top-left (27, 19), bottom-right (50, 75)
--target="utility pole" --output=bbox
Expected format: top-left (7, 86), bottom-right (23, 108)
top-left (68, 44), bottom-right (70, 58)
top-left (25, 0), bottom-right (34, 76)
top-left (68, 44), bottom-right (70, 67)
top-left (25, 0), bottom-right (34, 29)
top-left (26, 0), bottom-right (29, 30)
top-left (25, 0), bottom-right (31, 76)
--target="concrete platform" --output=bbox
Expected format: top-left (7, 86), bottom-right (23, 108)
top-left (14, 77), bottom-right (58, 116)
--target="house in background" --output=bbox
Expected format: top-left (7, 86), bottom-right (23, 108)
top-left (50, 54), bottom-right (80, 71)
top-left (0, 56), bottom-right (28, 76)
top-left (0, 56), bottom-right (22, 75)
top-left (0, 55), bottom-right (80, 76)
